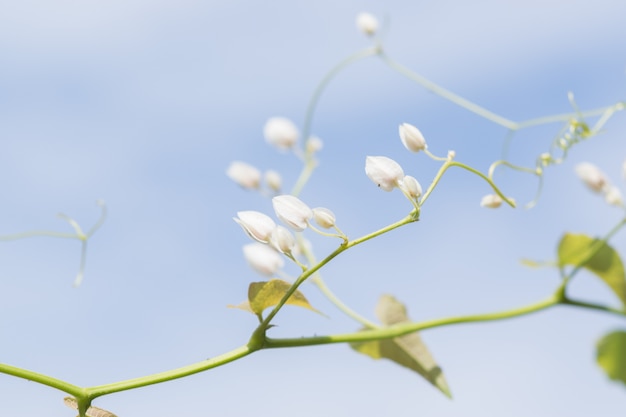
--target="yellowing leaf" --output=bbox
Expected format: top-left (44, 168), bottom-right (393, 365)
top-left (350, 294), bottom-right (451, 398)
top-left (596, 330), bottom-right (626, 386)
top-left (558, 233), bottom-right (626, 305)
top-left (230, 279), bottom-right (322, 318)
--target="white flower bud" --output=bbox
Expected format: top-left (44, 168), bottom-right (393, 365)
top-left (604, 186), bottom-right (623, 206)
top-left (575, 162), bottom-right (608, 193)
top-left (356, 12), bottom-right (378, 36)
top-left (365, 156), bottom-right (404, 192)
top-left (312, 207), bottom-right (336, 229)
top-left (226, 161), bottom-right (261, 189)
top-left (234, 211), bottom-right (276, 243)
top-left (272, 195), bottom-right (313, 231)
top-left (306, 136), bottom-right (324, 153)
top-left (269, 225), bottom-right (296, 254)
top-left (622, 159), bottom-right (626, 179)
top-left (263, 117), bottom-right (299, 150)
top-left (400, 175), bottom-right (422, 199)
top-left (399, 123), bottom-right (427, 153)
top-left (480, 194), bottom-right (503, 209)
top-left (264, 170), bottom-right (282, 192)
top-left (243, 243), bottom-right (284, 276)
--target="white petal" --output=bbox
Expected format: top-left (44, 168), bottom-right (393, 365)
top-left (269, 225), bottom-right (296, 254)
top-left (365, 156), bottom-right (404, 192)
top-left (226, 161), bottom-right (261, 189)
top-left (263, 117), bottom-right (299, 150)
top-left (399, 123), bottom-right (427, 153)
top-left (243, 243), bottom-right (284, 276)
top-left (312, 207), bottom-right (336, 229)
top-left (480, 194), bottom-right (503, 209)
top-left (356, 12), bottom-right (378, 36)
top-left (575, 162), bottom-right (608, 193)
top-left (272, 195), bottom-right (313, 231)
top-left (234, 211), bottom-right (276, 243)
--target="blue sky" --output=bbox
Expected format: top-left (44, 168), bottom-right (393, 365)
top-left (1, 1), bottom-right (626, 416)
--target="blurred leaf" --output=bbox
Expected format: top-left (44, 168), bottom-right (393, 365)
top-left (247, 279), bottom-right (322, 317)
top-left (596, 330), bottom-right (626, 386)
top-left (227, 300), bottom-right (254, 313)
top-left (520, 258), bottom-right (555, 268)
top-left (350, 294), bottom-right (451, 398)
top-left (520, 258), bottom-right (543, 268)
top-left (558, 233), bottom-right (626, 305)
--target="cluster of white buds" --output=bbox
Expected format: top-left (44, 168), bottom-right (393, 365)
top-left (226, 161), bottom-right (283, 194)
top-left (234, 194), bottom-right (341, 276)
top-left (228, 115), bottom-right (333, 277)
top-left (228, 116), bottom-right (319, 195)
top-left (364, 123), bottom-right (428, 207)
top-left (575, 162), bottom-right (624, 207)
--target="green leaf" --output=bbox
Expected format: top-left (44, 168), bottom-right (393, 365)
top-left (558, 233), bottom-right (626, 305)
top-left (228, 279), bottom-right (322, 318)
top-left (350, 294), bottom-right (451, 398)
top-left (596, 330), bottom-right (626, 386)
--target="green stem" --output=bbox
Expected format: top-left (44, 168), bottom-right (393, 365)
top-left (291, 46), bottom-right (380, 197)
top-left (378, 52), bottom-right (517, 130)
top-left (260, 214), bottom-right (416, 329)
top-left (312, 276), bottom-right (380, 329)
top-left (86, 344), bottom-right (252, 398)
top-left (561, 297), bottom-right (626, 316)
top-left (420, 160), bottom-right (514, 208)
top-left (516, 102), bottom-right (625, 130)
top-left (378, 51), bottom-right (625, 132)
top-left (265, 292), bottom-right (625, 349)
top-left (0, 363), bottom-right (84, 397)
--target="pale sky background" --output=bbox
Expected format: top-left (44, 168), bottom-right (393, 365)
top-left (1, 1), bottom-right (626, 416)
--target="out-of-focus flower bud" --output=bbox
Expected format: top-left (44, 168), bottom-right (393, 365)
top-left (365, 156), bottom-right (404, 192)
top-left (234, 211), bottom-right (276, 243)
top-left (604, 186), bottom-right (623, 207)
top-left (243, 243), bottom-right (284, 276)
top-left (270, 225), bottom-right (296, 255)
top-left (356, 12), bottom-right (378, 36)
top-left (306, 136), bottom-right (324, 153)
top-left (263, 117), bottom-right (299, 150)
top-left (264, 170), bottom-right (282, 192)
top-left (622, 159), bottom-right (626, 179)
top-left (399, 123), bottom-right (427, 153)
top-left (401, 175), bottom-right (422, 199)
top-left (226, 161), bottom-right (261, 189)
top-left (272, 195), bottom-right (313, 231)
top-left (480, 194), bottom-right (503, 209)
top-left (312, 207), bottom-right (336, 229)
top-left (575, 162), bottom-right (608, 193)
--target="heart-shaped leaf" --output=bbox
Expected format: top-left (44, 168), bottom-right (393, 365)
top-left (228, 279), bottom-right (322, 319)
top-left (350, 294), bottom-right (451, 398)
top-left (558, 233), bottom-right (626, 306)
